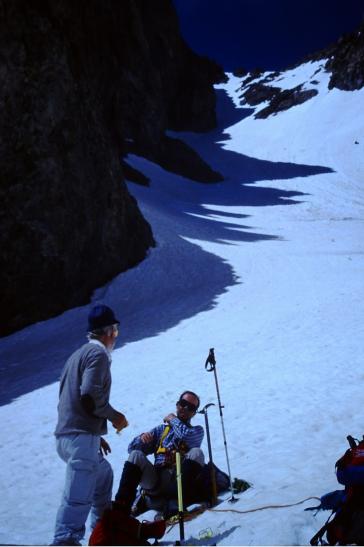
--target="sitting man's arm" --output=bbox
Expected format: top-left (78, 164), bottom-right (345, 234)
top-left (127, 424), bottom-right (165, 455)
top-left (165, 414), bottom-right (204, 448)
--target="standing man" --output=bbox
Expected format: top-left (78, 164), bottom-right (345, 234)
top-left (52, 304), bottom-right (128, 546)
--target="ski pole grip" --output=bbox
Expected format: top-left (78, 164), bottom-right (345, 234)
top-left (205, 348), bottom-right (216, 371)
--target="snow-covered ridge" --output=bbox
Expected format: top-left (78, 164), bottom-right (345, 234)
top-left (225, 61), bottom-right (329, 120)
top-left (1, 55), bottom-right (363, 545)
top-left (272, 60), bottom-right (329, 91)
top-left (216, 60), bottom-right (364, 177)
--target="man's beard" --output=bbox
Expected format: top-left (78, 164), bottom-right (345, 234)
top-left (106, 340), bottom-right (116, 351)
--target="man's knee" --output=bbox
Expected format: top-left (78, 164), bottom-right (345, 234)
top-left (185, 447), bottom-right (205, 467)
top-left (128, 449), bottom-right (149, 469)
top-left (97, 457), bottom-right (113, 494)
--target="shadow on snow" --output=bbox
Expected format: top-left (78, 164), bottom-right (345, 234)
top-left (0, 88), bottom-right (334, 405)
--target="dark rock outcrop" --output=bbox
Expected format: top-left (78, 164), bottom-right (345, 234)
top-left (241, 82), bottom-right (281, 106)
top-left (261, 71), bottom-right (281, 83)
top-left (255, 85), bottom-right (318, 119)
top-left (232, 67), bottom-right (248, 78)
top-left (122, 161), bottom-right (150, 187)
top-left (326, 23), bottom-right (364, 90)
top-left (237, 20), bottom-right (364, 120)
top-left (299, 20), bottom-right (364, 91)
top-left (240, 78), bottom-right (318, 118)
top-left (239, 68), bottom-right (264, 87)
top-left (0, 0), bottom-right (224, 337)
top-left (237, 19), bottom-right (364, 117)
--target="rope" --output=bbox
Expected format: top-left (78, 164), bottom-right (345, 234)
top-left (207, 496), bottom-right (321, 514)
top-left (165, 496), bottom-right (320, 534)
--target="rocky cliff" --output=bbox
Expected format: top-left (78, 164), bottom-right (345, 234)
top-left (0, 0), bottom-right (225, 337)
top-left (238, 19), bottom-right (364, 119)
top-left (313, 19), bottom-right (364, 90)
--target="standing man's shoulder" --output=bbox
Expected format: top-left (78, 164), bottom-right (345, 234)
top-left (67, 342), bottom-right (109, 372)
top-left (80, 342), bottom-right (110, 366)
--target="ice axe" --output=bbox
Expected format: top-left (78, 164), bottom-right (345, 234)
top-left (198, 403), bottom-right (218, 506)
top-left (175, 451), bottom-right (185, 545)
top-left (205, 348), bottom-right (237, 503)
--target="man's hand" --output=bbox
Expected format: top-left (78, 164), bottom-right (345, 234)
top-left (163, 413), bottom-right (176, 424)
top-left (112, 411), bottom-right (128, 432)
top-left (100, 437), bottom-right (111, 456)
top-left (140, 432), bottom-right (153, 444)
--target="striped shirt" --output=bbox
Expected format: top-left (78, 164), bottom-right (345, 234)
top-left (128, 417), bottom-right (204, 467)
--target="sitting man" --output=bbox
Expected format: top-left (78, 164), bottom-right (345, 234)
top-left (114, 390), bottom-right (205, 517)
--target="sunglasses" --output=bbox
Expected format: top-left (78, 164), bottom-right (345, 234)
top-left (177, 398), bottom-right (197, 413)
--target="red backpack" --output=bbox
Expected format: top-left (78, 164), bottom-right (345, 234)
top-left (310, 436), bottom-right (364, 546)
top-left (89, 505), bottom-right (166, 546)
top-left (336, 436), bottom-right (364, 486)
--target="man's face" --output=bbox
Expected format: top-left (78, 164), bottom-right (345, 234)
top-left (176, 392), bottom-right (199, 422)
top-left (105, 324), bottom-right (119, 351)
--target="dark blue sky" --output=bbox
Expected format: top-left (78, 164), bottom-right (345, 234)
top-left (173, 0), bottom-right (364, 71)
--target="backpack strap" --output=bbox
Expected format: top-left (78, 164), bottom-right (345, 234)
top-left (155, 425), bottom-right (171, 454)
top-left (310, 511), bottom-right (335, 546)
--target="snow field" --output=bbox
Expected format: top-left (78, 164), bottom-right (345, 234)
top-left (0, 60), bottom-right (363, 545)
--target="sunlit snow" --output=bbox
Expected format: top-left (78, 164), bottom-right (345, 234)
top-left (1, 61), bottom-right (364, 545)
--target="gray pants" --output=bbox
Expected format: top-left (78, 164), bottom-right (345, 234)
top-left (52, 434), bottom-right (113, 545)
top-left (128, 447), bottom-right (204, 510)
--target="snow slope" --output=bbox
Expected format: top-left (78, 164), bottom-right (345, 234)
top-left (0, 60), bottom-right (364, 545)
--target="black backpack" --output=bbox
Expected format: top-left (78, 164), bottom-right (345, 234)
top-left (184, 461), bottom-right (231, 506)
top-left (200, 462), bottom-right (231, 501)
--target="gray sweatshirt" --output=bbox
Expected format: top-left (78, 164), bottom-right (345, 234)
top-left (55, 341), bottom-right (119, 436)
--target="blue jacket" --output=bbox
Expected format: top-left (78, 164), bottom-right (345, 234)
top-left (128, 417), bottom-right (204, 467)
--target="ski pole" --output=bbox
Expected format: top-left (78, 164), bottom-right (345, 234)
top-left (205, 348), bottom-right (237, 503)
top-left (199, 403), bottom-right (218, 506)
top-left (175, 451), bottom-right (185, 544)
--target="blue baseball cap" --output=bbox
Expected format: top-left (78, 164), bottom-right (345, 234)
top-left (88, 305), bottom-right (120, 332)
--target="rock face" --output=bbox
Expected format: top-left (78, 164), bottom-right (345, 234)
top-left (240, 80), bottom-right (318, 119)
top-left (238, 20), bottom-right (364, 121)
top-left (0, 0), bottom-right (224, 337)
top-left (254, 85), bottom-right (318, 119)
top-left (325, 23), bottom-right (364, 90)
top-left (301, 20), bottom-right (364, 91)
top-left (241, 82), bottom-right (280, 106)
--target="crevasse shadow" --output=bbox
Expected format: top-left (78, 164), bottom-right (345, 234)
top-left (0, 87), bottom-right (334, 405)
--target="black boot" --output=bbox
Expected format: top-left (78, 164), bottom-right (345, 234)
top-left (114, 461), bottom-right (142, 514)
